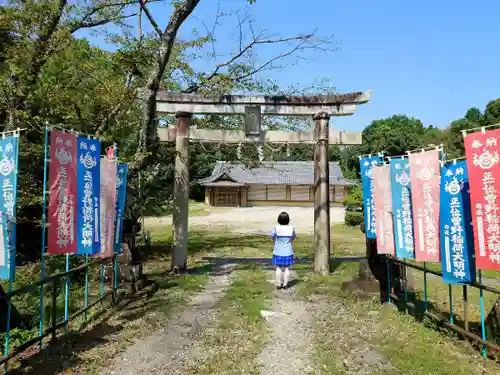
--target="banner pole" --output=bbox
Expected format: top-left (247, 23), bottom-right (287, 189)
top-left (478, 270), bottom-right (487, 358)
top-left (4, 132), bottom-right (21, 374)
top-left (84, 254), bottom-right (89, 324)
top-left (439, 149), bottom-right (454, 323)
top-left (386, 257), bottom-right (391, 303)
top-left (403, 262), bottom-right (408, 314)
top-left (448, 284), bottom-right (454, 324)
top-left (113, 144), bottom-right (118, 305)
top-left (99, 263), bottom-right (104, 299)
top-left (377, 152), bottom-right (392, 304)
top-left (423, 261), bottom-right (428, 312)
top-left (64, 253), bottom-right (70, 332)
top-left (38, 126), bottom-right (50, 349)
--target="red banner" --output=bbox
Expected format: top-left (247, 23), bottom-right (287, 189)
top-left (373, 164), bottom-right (395, 255)
top-left (409, 149), bottom-right (441, 262)
top-left (465, 129), bottom-right (500, 270)
top-left (47, 130), bottom-right (78, 254)
top-left (96, 156), bottom-right (117, 259)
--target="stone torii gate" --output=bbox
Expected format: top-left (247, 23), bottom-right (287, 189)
top-left (156, 91), bottom-right (371, 275)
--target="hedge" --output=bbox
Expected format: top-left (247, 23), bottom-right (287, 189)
top-left (345, 211), bottom-right (364, 227)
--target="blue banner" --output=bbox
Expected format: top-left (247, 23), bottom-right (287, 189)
top-left (360, 155), bottom-right (382, 238)
top-left (114, 163), bottom-right (128, 254)
top-left (0, 135), bottom-right (19, 280)
top-left (439, 161), bottom-right (476, 284)
top-left (390, 158), bottom-right (415, 259)
top-left (76, 137), bottom-right (101, 255)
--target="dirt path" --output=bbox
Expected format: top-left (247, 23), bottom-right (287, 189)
top-left (103, 264), bottom-right (234, 375)
top-left (257, 273), bottom-right (316, 375)
top-left (144, 206), bottom-right (345, 234)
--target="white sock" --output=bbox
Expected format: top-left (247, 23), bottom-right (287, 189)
top-left (275, 267), bottom-right (282, 286)
top-left (283, 268), bottom-right (290, 287)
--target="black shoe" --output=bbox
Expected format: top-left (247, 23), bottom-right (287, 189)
top-left (282, 284), bottom-right (288, 290)
top-left (277, 285), bottom-right (283, 290)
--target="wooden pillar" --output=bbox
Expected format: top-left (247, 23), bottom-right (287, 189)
top-left (313, 112), bottom-right (331, 275)
top-left (172, 111), bottom-right (191, 273)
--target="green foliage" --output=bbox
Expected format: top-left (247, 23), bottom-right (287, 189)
top-left (360, 115), bottom-right (428, 156)
top-left (0, 328), bottom-right (38, 356)
top-left (343, 186), bottom-right (362, 209)
top-left (344, 211), bottom-right (364, 227)
top-left (484, 98), bottom-right (500, 126)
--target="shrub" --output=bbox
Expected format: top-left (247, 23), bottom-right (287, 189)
top-left (343, 185), bottom-right (362, 211)
top-left (345, 211), bottom-right (364, 227)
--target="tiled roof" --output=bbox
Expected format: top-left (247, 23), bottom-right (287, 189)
top-left (198, 161), bottom-right (356, 186)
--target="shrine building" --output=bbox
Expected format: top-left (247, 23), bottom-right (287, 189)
top-left (199, 161), bottom-right (355, 207)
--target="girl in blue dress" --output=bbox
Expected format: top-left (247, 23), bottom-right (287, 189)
top-left (270, 212), bottom-right (296, 290)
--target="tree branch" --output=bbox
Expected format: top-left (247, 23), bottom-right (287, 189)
top-left (182, 32), bottom-right (331, 94)
top-left (68, 0), bottom-right (141, 33)
top-left (130, 0), bottom-right (201, 175)
top-left (138, 0), bottom-right (162, 37)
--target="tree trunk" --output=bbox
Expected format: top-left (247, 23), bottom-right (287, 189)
top-left (485, 297), bottom-right (500, 345)
top-left (0, 285), bottom-right (27, 332)
top-left (344, 222), bottom-right (412, 300)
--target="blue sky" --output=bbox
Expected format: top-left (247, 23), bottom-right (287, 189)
top-left (82, 0), bottom-right (500, 132)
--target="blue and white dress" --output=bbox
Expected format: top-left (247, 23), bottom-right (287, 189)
top-left (270, 225), bottom-right (296, 266)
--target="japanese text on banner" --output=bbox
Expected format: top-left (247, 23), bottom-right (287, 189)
top-left (47, 130), bottom-right (78, 254)
top-left (389, 158), bottom-right (415, 259)
top-left (439, 161), bottom-right (476, 284)
top-left (409, 150), bottom-right (441, 262)
top-left (464, 129), bottom-right (500, 270)
top-left (97, 154), bottom-right (117, 259)
top-left (76, 137), bottom-right (101, 255)
top-left (372, 164), bottom-right (395, 255)
top-left (359, 155), bottom-right (382, 238)
top-left (114, 164), bottom-right (128, 254)
top-left (0, 136), bottom-right (19, 280)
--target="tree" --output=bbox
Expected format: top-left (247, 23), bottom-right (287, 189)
top-left (2, 0), bottom-right (338, 274)
top-left (484, 99), bottom-right (500, 126)
top-left (360, 115), bottom-right (428, 156)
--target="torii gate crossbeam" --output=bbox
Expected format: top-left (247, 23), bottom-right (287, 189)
top-left (155, 91), bottom-right (372, 275)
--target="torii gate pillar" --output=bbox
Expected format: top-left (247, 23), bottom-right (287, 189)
top-left (313, 112), bottom-right (331, 276)
top-left (171, 111), bottom-right (191, 273)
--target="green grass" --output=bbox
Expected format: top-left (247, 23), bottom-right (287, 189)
top-left (191, 266), bottom-right (273, 375)
top-left (299, 262), bottom-right (499, 375)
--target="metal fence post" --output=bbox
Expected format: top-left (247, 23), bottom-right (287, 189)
top-left (51, 279), bottom-right (57, 341)
top-left (39, 126), bottom-right (50, 349)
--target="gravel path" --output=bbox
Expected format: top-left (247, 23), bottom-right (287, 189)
top-left (103, 264), bottom-right (234, 375)
top-left (144, 206), bottom-right (345, 234)
top-left (257, 273), bottom-right (315, 375)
